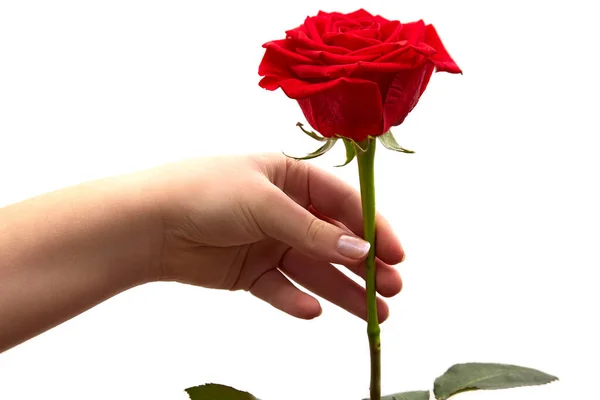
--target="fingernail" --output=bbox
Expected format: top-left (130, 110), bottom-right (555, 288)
top-left (337, 235), bottom-right (370, 259)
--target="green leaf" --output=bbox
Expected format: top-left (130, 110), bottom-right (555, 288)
top-left (185, 383), bottom-right (259, 400)
top-left (363, 390), bottom-right (430, 400)
top-left (296, 122), bottom-right (328, 142)
top-left (433, 363), bottom-right (558, 400)
top-left (283, 137), bottom-right (337, 160)
top-left (335, 138), bottom-right (356, 167)
top-left (378, 131), bottom-right (415, 154)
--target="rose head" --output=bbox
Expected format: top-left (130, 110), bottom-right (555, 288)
top-left (258, 9), bottom-right (461, 142)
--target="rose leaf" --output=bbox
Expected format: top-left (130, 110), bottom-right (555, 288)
top-left (363, 390), bottom-right (430, 400)
top-left (433, 363), bottom-right (558, 400)
top-left (185, 383), bottom-right (259, 400)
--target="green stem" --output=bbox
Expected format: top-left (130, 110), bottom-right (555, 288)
top-left (356, 137), bottom-right (380, 400)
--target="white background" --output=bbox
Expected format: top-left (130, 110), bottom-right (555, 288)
top-left (0, 1), bottom-right (598, 399)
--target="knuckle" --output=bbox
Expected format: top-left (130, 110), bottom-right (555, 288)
top-left (305, 218), bottom-right (326, 244)
top-left (341, 189), bottom-right (360, 214)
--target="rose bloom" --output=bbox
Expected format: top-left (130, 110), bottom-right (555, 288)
top-left (258, 9), bottom-right (461, 142)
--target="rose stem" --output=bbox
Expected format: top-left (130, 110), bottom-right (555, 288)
top-left (356, 136), bottom-right (380, 400)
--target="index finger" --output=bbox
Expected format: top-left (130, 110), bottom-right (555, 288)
top-left (280, 157), bottom-right (405, 265)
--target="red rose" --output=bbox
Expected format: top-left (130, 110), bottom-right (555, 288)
top-left (258, 9), bottom-right (461, 142)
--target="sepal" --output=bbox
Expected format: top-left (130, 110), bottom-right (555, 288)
top-left (283, 137), bottom-right (337, 160)
top-left (296, 122), bottom-right (328, 142)
top-left (378, 130), bottom-right (415, 154)
top-left (334, 138), bottom-right (357, 167)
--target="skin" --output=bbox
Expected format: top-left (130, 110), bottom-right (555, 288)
top-left (0, 154), bottom-right (404, 354)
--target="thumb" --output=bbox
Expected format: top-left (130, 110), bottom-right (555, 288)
top-left (254, 185), bottom-right (371, 264)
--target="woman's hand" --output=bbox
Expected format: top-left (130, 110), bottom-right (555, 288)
top-left (0, 153), bottom-right (404, 353)
top-left (147, 153), bottom-right (405, 321)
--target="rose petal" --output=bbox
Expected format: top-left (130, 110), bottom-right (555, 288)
top-left (349, 42), bottom-right (404, 56)
top-left (382, 62), bottom-right (435, 131)
top-left (424, 24), bottom-right (462, 73)
top-left (374, 43), bottom-right (436, 63)
top-left (399, 20), bottom-right (426, 45)
top-left (345, 9), bottom-right (375, 20)
top-left (323, 31), bottom-right (381, 50)
top-left (381, 20), bottom-right (403, 42)
top-left (294, 48), bottom-right (325, 60)
top-left (296, 48), bottom-right (380, 64)
top-left (412, 42), bottom-right (438, 56)
top-left (321, 51), bottom-right (380, 64)
top-left (258, 76), bottom-right (281, 91)
top-left (258, 40), bottom-right (315, 78)
top-left (373, 14), bottom-right (393, 27)
top-left (296, 77), bottom-right (383, 140)
top-left (292, 63), bottom-right (359, 79)
top-left (339, 26), bottom-right (381, 41)
top-left (262, 40), bottom-right (314, 63)
top-left (317, 10), bottom-right (333, 17)
top-left (272, 78), bottom-right (344, 98)
top-left (304, 16), bottom-right (325, 44)
top-left (292, 61), bottom-right (417, 79)
top-left (373, 46), bottom-right (412, 63)
top-left (286, 28), bottom-right (350, 54)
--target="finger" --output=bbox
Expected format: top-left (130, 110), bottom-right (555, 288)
top-left (280, 249), bottom-right (390, 323)
top-left (281, 159), bottom-right (404, 265)
top-left (251, 184), bottom-right (372, 265)
top-left (249, 268), bottom-right (322, 319)
top-left (307, 205), bottom-right (348, 231)
top-left (345, 258), bottom-right (403, 298)
top-left (310, 205), bottom-right (403, 297)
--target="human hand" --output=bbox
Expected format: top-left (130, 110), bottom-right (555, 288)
top-left (145, 154), bottom-right (405, 322)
